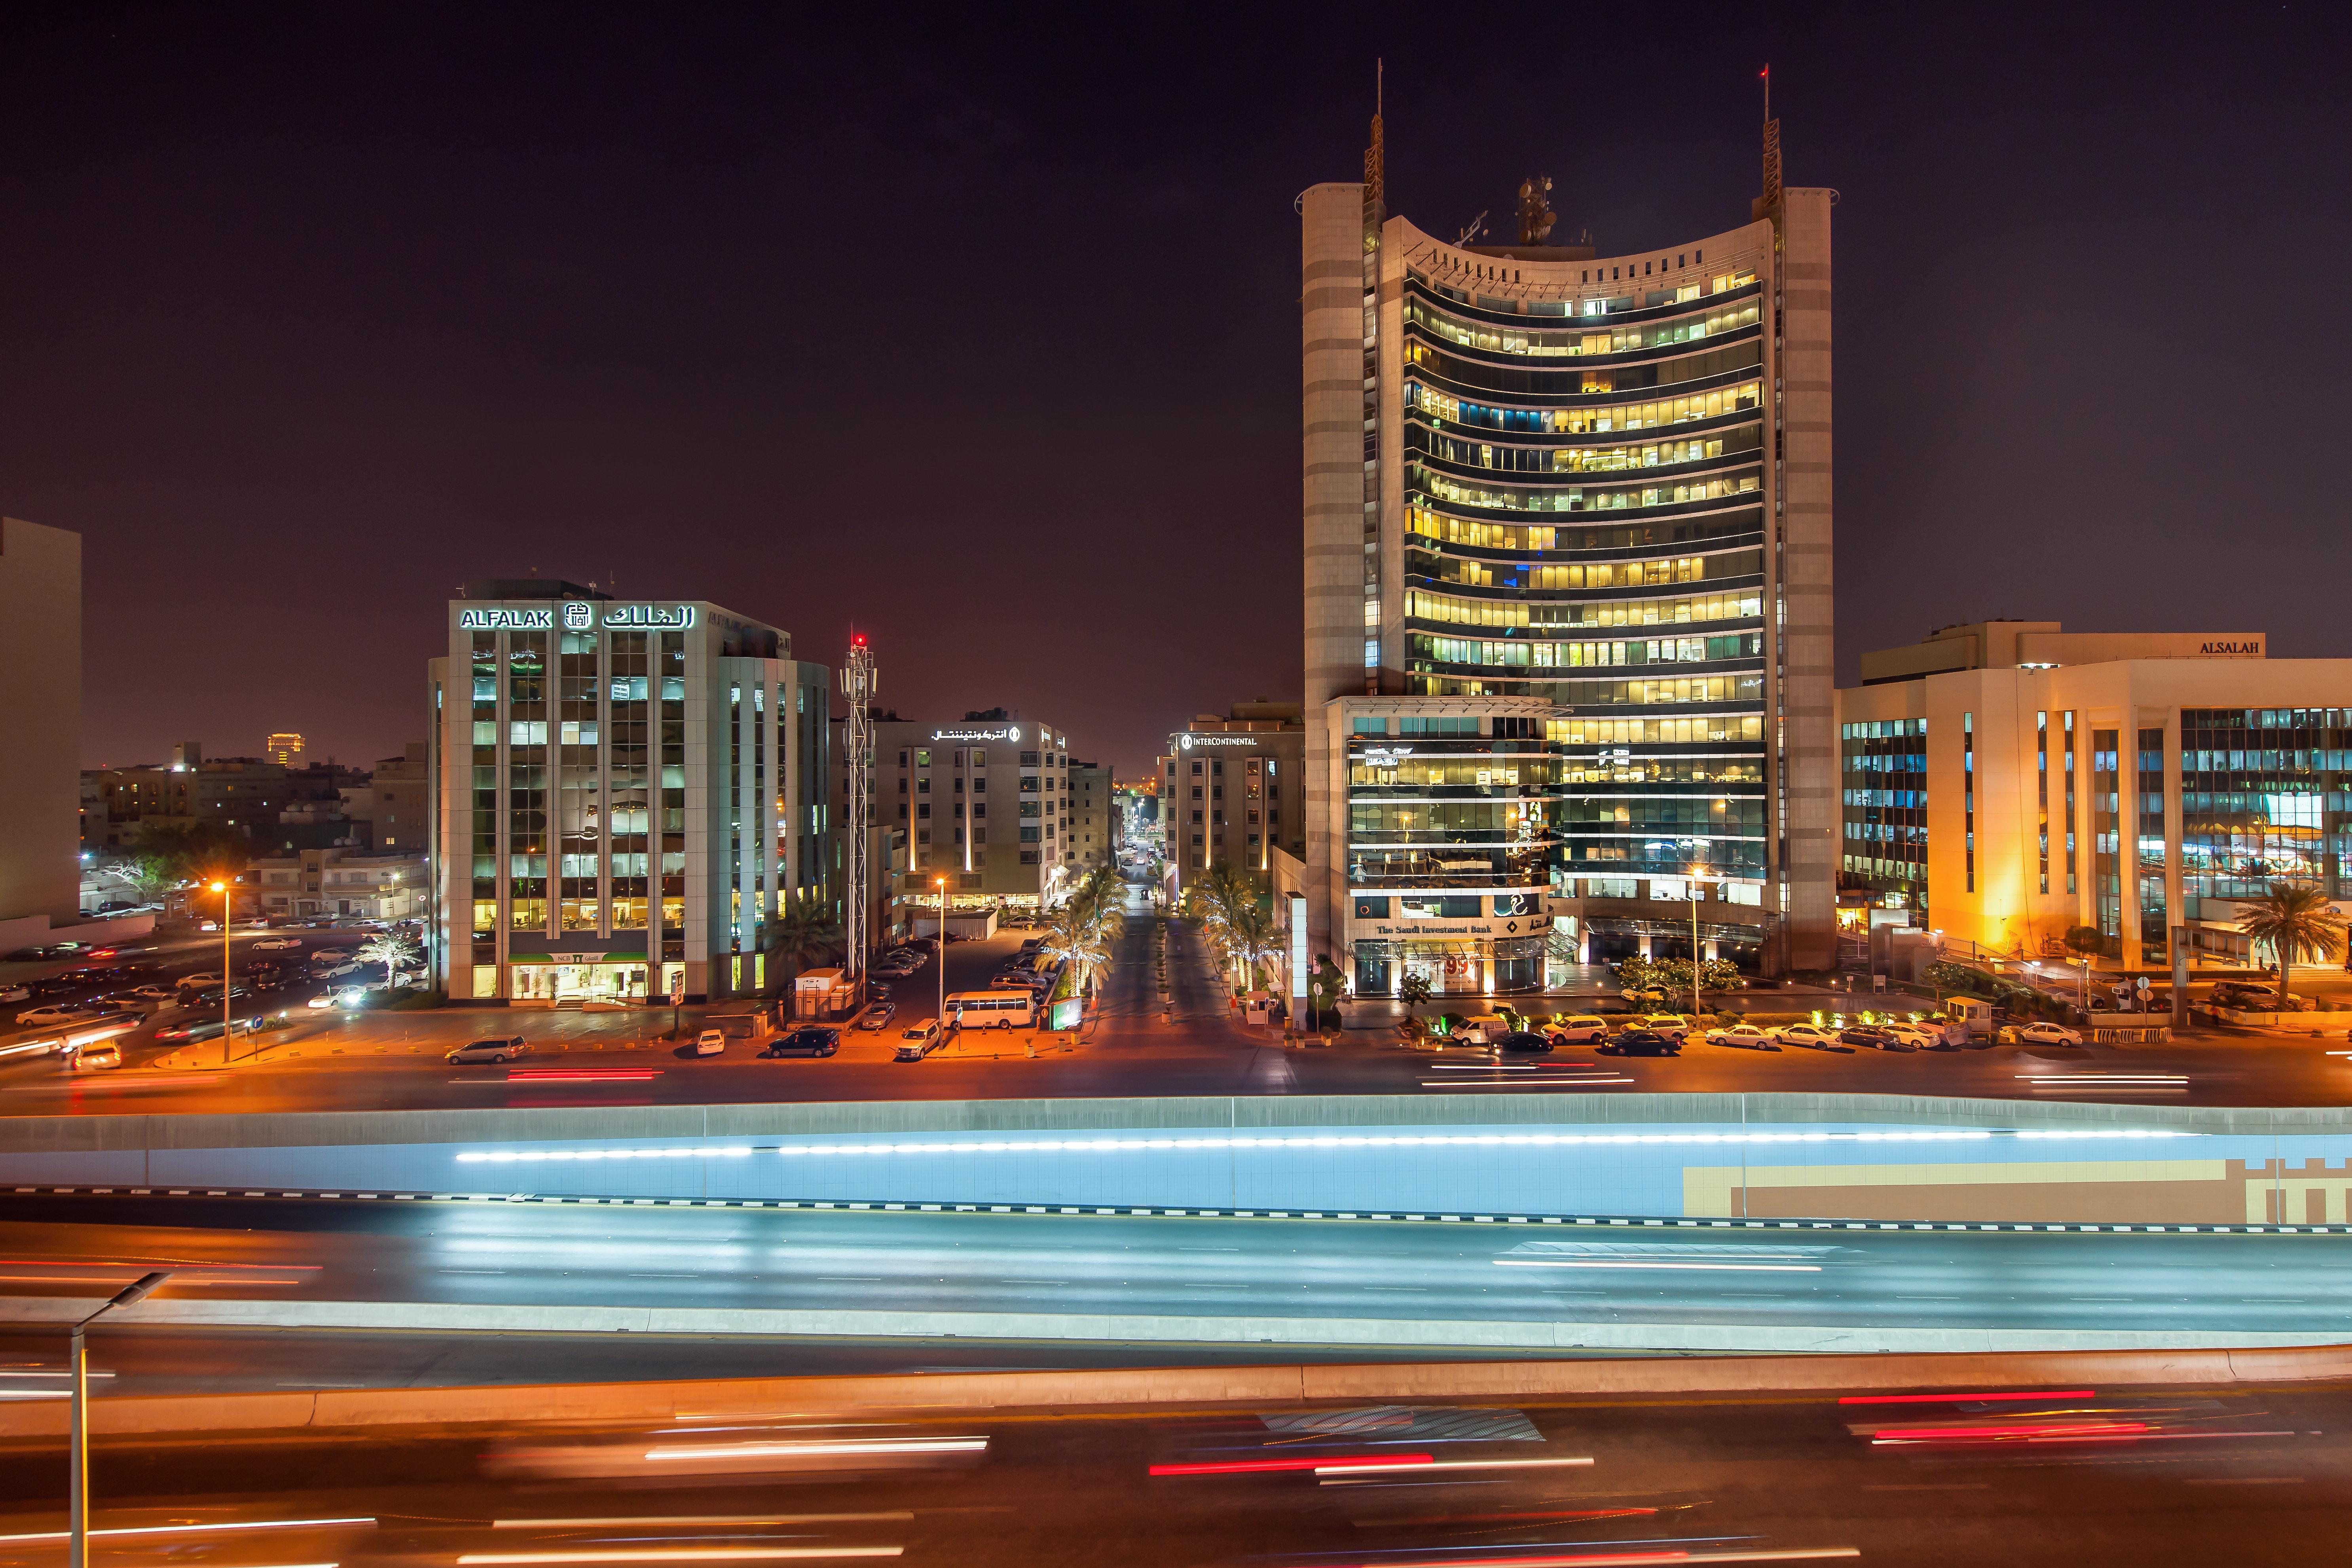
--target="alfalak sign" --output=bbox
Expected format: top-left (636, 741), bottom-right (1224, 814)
top-left (460, 603), bottom-right (698, 631)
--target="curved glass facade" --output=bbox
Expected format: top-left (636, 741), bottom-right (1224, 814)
top-left (1398, 273), bottom-right (1770, 899)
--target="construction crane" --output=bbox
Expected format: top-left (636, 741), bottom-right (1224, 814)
top-left (839, 635), bottom-right (878, 988)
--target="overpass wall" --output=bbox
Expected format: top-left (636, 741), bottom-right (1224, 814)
top-left (0, 1095), bottom-right (2346, 1224)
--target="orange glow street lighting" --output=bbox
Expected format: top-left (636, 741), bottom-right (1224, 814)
top-left (935, 876), bottom-right (948, 1034)
top-left (208, 880), bottom-right (232, 1063)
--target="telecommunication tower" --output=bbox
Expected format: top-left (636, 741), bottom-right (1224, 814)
top-left (840, 635), bottom-right (879, 984)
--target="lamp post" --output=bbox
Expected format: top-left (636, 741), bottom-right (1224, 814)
top-left (208, 880), bottom-right (231, 1066)
top-left (935, 876), bottom-right (948, 1036)
top-left (1688, 866), bottom-right (1707, 1019)
top-left (70, 1270), bottom-right (172, 1568)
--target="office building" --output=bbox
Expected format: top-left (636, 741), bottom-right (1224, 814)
top-left (1163, 702), bottom-right (1307, 906)
top-left (1069, 759), bottom-right (1114, 873)
top-left (1299, 107), bottom-right (1835, 987)
top-left (431, 582), bottom-right (831, 1006)
top-left (0, 517), bottom-right (82, 951)
top-left (1837, 620), bottom-right (2352, 968)
top-left (867, 711), bottom-right (1082, 917)
top-left (267, 733), bottom-right (305, 766)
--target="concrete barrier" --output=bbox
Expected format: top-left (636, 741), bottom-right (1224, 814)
top-left (1, 1094), bottom-right (2346, 1224)
top-left (5, 1340), bottom-right (2346, 1440)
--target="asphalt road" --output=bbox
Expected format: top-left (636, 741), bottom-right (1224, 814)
top-left (3, 1193), bottom-right (2348, 1341)
top-left (4, 1370), bottom-right (2347, 1566)
top-left (2, 915), bottom-right (2348, 1113)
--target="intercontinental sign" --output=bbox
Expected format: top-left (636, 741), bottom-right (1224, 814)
top-left (459, 603), bottom-right (698, 632)
top-left (930, 726), bottom-right (1020, 742)
top-left (1178, 733), bottom-right (1259, 749)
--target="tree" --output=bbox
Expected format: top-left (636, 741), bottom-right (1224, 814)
top-left (105, 853), bottom-right (173, 908)
top-left (1398, 971), bottom-right (1434, 1008)
top-left (1307, 956), bottom-right (1349, 1032)
top-left (2234, 881), bottom-right (2348, 1005)
top-left (771, 893), bottom-right (844, 976)
top-left (129, 820), bottom-right (248, 885)
top-left (2062, 925), bottom-right (2104, 958)
top-left (355, 931), bottom-right (420, 989)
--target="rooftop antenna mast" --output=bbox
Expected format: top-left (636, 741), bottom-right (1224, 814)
top-left (1760, 64), bottom-right (1783, 217)
top-left (839, 635), bottom-right (879, 988)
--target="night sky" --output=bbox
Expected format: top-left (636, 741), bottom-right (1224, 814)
top-left (7, 4), bottom-right (2347, 779)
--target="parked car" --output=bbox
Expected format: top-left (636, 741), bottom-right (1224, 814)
top-left (156, 1016), bottom-right (261, 1045)
top-left (1704, 1023), bottom-right (1782, 1050)
top-left (761, 1025), bottom-right (840, 1058)
top-left (1771, 1022), bottom-right (1853, 1052)
top-left (446, 1036), bottom-right (530, 1064)
top-left (1493, 1030), bottom-right (1555, 1054)
top-left (1544, 1014), bottom-right (1613, 1047)
top-left (250, 937), bottom-right (302, 950)
top-left (856, 999), bottom-right (897, 1030)
top-left (1599, 1028), bottom-right (1680, 1057)
top-left (1641, 1013), bottom-right (1698, 1043)
top-left (692, 1029), bottom-right (727, 1057)
top-left (176, 971), bottom-right (226, 989)
top-left (15, 1003), bottom-right (95, 1028)
top-left (895, 1021), bottom-right (945, 1061)
top-left (0, 986), bottom-right (27, 1005)
top-left (1879, 1021), bottom-right (1938, 1050)
top-left (121, 985), bottom-right (177, 1004)
top-left (2011, 1020), bottom-right (2085, 1047)
top-left (1620, 985), bottom-right (1669, 1008)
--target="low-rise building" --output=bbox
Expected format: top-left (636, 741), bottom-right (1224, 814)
top-left (1837, 620), bottom-right (2352, 969)
top-left (250, 848), bottom-right (427, 922)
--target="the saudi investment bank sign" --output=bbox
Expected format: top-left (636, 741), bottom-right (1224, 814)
top-left (459, 603), bottom-right (699, 631)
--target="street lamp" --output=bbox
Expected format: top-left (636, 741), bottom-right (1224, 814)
top-left (70, 1270), bottom-right (172, 1568)
top-left (208, 880), bottom-right (231, 1064)
top-left (1688, 866), bottom-right (1707, 1019)
top-left (934, 877), bottom-right (948, 1035)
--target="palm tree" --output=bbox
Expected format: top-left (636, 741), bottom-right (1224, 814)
top-left (2234, 881), bottom-right (2347, 1006)
top-left (355, 931), bottom-right (420, 990)
top-left (771, 893), bottom-right (844, 977)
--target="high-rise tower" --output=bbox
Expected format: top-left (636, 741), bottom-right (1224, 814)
top-left (1300, 110), bottom-right (1836, 994)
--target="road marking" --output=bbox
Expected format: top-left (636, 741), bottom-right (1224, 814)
top-left (1497, 1260), bottom-right (1823, 1273)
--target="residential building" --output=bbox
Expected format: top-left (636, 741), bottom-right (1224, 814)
top-left (266, 733), bottom-right (305, 766)
top-left (345, 743), bottom-right (430, 851)
top-left (1836, 620), bottom-right (2352, 968)
top-left (1068, 760), bottom-right (1113, 874)
top-left (250, 847), bottom-right (426, 922)
top-left (867, 711), bottom-right (1083, 918)
top-left (0, 517), bottom-right (82, 950)
top-left (80, 744), bottom-right (302, 851)
top-left (1163, 702), bottom-right (1307, 908)
top-left (430, 582), bottom-right (832, 1007)
top-left (1299, 109), bottom-right (1836, 984)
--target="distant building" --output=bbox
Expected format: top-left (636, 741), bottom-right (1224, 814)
top-left (266, 733), bottom-right (305, 766)
top-left (1837, 620), bottom-right (2352, 969)
top-left (1163, 702), bottom-right (1307, 908)
top-left (343, 743), bottom-right (429, 851)
top-left (429, 581), bottom-right (832, 1007)
top-left (249, 847), bottom-right (426, 923)
top-left (0, 516), bottom-right (83, 950)
top-left (1068, 760), bottom-right (1113, 873)
top-left (83, 743), bottom-right (299, 850)
top-left (865, 710), bottom-right (1084, 919)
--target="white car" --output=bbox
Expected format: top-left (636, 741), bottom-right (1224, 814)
top-left (1772, 1022), bottom-right (1854, 1053)
top-left (1641, 1013), bottom-right (1698, 1043)
top-left (123, 985), bottom-right (177, 1004)
top-left (693, 1029), bottom-right (726, 1056)
top-left (250, 937), bottom-right (302, 950)
top-left (1705, 1023), bottom-right (1782, 1051)
top-left (2013, 1021), bottom-right (2084, 1047)
top-left (15, 1004), bottom-right (92, 1028)
top-left (1879, 1021), bottom-right (1939, 1049)
top-left (1544, 1015), bottom-right (1613, 1047)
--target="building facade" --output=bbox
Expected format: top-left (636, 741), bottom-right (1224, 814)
top-left (250, 847), bottom-right (427, 922)
top-left (1163, 703), bottom-right (1308, 908)
top-left (0, 518), bottom-right (82, 946)
top-left (267, 734), bottom-right (305, 766)
top-left (1837, 622), bottom-right (2352, 968)
top-left (1069, 760), bottom-right (1114, 874)
top-left (866, 713), bottom-right (1083, 919)
top-left (1300, 112), bottom-right (1835, 985)
top-left (431, 582), bottom-right (831, 1007)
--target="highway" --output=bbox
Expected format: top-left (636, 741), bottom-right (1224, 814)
top-left (3, 916), bottom-right (2348, 1113)
top-left (2, 1193), bottom-right (2348, 1348)
top-left (3, 1366), bottom-right (2348, 1566)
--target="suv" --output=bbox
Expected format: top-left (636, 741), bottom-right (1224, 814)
top-left (762, 1025), bottom-right (840, 1058)
top-left (446, 1036), bottom-right (529, 1064)
top-left (1544, 1015), bottom-right (1612, 1047)
top-left (895, 1020), bottom-right (944, 1061)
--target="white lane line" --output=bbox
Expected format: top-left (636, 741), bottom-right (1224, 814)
top-left (1314, 1456), bottom-right (1594, 1476)
top-left (460, 1555), bottom-right (901, 1564)
top-left (491, 1517), bottom-right (911, 1530)
top-left (0, 1518), bottom-right (374, 1544)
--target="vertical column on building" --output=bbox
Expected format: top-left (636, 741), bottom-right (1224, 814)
top-left (1773, 186), bottom-right (1837, 971)
top-left (1301, 180), bottom-right (1369, 966)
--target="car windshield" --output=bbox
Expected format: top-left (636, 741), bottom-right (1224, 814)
top-left (901, 1027), bottom-right (930, 1038)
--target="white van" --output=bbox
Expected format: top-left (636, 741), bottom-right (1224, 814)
top-left (945, 989), bottom-right (1037, 1030)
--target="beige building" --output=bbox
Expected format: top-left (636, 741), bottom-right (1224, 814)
top-left (865, 712), bottom-right (1084, 917)
top-left (1838, 620), bottom-right (2352, 969)
top-left (250, 847), bottom-right (426, 922)
top-left (1162, 702), bottom-right (1307, 907)
top-left (0, 517), bottom-right (83, 948)
top-left (1300, 109), bottom-right (1835, 988)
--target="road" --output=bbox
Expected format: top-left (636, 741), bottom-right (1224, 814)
top-left (2, 1193), bottom-right (2347, 1346)
top-left (5, 910), bottom-right (2348, 1113)
top-left (4, 1366), bottom-right (2348, 1566)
